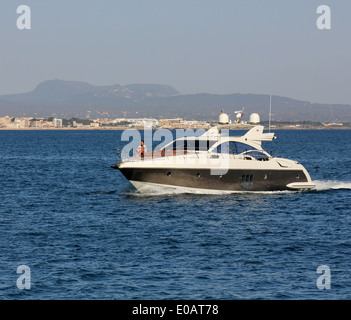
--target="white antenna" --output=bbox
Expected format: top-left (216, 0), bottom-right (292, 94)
top-left (269, 95), bottom-right (272, 133)
top-left (234, 108), bottom-right (244, 124)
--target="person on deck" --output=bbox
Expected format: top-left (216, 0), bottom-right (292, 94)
top-left (136, 140), bottom-right (147, 158)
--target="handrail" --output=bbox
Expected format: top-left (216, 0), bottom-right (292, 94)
top-left (118, 148), bottom-right (271, 163)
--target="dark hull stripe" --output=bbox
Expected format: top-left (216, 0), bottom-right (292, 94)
top-left (118, 168), bottom-right (308, 191)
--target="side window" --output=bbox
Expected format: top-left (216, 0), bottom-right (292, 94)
top-left (229, 141), bottom-right (237, 154)
top-left (171, 140), bottom-right (217, 152)
top-left (216, 142), bottom-right (229, 154)
top-left (172, 140), bottom-right (187, 151)
top-left (195, 140), bottom-right (217, 151)
top-left (197, 140), bottom-right (216, 151)
top-left (245, 151), bottom-right (269, 161)
top-left (236, 142), bottom-right (256, 154)
top-left (216, 142), bottom-right (257, 154)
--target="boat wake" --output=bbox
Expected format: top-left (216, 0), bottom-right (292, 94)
top-left (121, 184), bottom-right (230, 196)
top-left (120, 183), bottom-right (294, 197)
top-left (119, 180), bottom-right (351, 197)
top-left (313, 180), bottom-right (351, 191)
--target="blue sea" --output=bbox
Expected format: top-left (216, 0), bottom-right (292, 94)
top-left (1, 129), bottom-right (351, 300)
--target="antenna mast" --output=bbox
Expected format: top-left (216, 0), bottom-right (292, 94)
top-left (269, 95), bottom-right (272, 133)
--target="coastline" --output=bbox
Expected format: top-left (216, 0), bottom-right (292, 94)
top-left (1, 126), bottom-right (350, 131)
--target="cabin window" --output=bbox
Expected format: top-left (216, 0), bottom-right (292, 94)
top-left (171, 139), bottom-right (216, 152)
top-left (241, 174), bottom-right (253, 182)
top-left (216, 142), bottom-right (256, 154)
top-left (236, 142), bottom-right (255, 154)
top-left (244, 151), bottom-right (269, 161)
top-left (216, 142), bottom-right (228, 154)
top-left (241, 174), bottom-right (254, 190)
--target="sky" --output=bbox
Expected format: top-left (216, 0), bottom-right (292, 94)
top-left (0, 0), bottom-right (351, 104)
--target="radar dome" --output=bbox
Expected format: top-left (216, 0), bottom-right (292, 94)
top-left (249, 113), bottom-right (260, 125)
top-left (219, 112), bottom-right (229, 124)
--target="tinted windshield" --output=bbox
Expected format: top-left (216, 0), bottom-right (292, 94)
top-left (215, 142), bottom-right (257, 154)
top-left (171, 139), bottom-right (216, 151)
top-left (244, 150), bottom-right (269, 160)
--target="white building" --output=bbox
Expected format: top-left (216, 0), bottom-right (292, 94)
top-left (53, 118), bottom-right (63, 128)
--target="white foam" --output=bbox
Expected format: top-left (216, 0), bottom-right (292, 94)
top-left (314, 180), bottom-right (351, 191)
top-left (131, 183), bottom-right (233, 196)
top-left (120, 180), bottom-right (351, 197)
top-left (122, 181), bottom-right (295, 197)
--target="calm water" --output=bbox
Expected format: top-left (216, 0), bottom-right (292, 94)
top-left (0, 129), bottom-right (351, 300)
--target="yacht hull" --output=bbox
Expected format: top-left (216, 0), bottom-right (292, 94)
top-left (118, 167), bottom-right (314, 192)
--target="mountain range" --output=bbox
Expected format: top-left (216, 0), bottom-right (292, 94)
top-left (1, 79), bottom-right (351, 122)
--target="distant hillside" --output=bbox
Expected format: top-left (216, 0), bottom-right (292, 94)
top-left (1, 79), bottom-right (351, 122)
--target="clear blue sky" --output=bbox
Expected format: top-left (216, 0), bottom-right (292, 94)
top-left (1, 0), bottom-right (350, 104)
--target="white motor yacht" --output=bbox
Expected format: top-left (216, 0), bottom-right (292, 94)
top-left (112, 112), bottom-right (315, 193)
